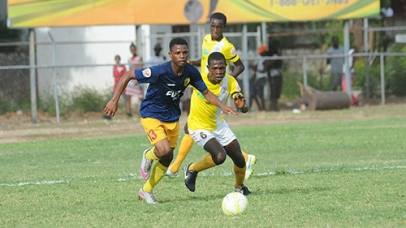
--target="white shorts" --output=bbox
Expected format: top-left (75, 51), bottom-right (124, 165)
top-left (189, 121), bottom-right (236, 148)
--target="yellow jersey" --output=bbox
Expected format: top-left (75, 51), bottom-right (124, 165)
top-left (200, 34), bottom-right (240, 75)
top-left (188, 73), bottom-right (241, 131)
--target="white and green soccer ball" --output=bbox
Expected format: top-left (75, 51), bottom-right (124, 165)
top-left (221, 192), bottom-right (248, 216)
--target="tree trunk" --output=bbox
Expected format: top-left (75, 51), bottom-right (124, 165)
top-left (296, 82), bottom-right (351, 111)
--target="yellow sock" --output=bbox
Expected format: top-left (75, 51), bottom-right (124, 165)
top-left (234, 164), bottom-right (246, 189)
top-left (145, 147), bottom-right (159, 161)
top-left (169, 134), bottom-right (194, 173)
top-left (143, 162), bottom-right (167, 192)
top-left (191, 154), bottom-right (216, 173)
top-left (242, 150), bottom-right (248, 162)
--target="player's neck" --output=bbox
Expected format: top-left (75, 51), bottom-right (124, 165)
top-left (172, 64), bottom-right (184, 76)
top-left (212, 35), bottom-right (223, 42)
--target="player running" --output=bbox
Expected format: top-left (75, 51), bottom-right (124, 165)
top-left (167, 12), bottom-right (256, 180)
top-left (104, 38), bottom-right (238, 204)
top-left (184, 52), bottom-right (252, 196)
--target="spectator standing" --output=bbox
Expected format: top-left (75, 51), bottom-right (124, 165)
top-left (264, 39), bottom-right (283, 111)
top-left (326, 36), bottom-right (344, 91)
top-left (103, 55), bottom-right (128, 120)
top-left (127, 43), bottom-right (144, 117)
top-left (250, 44), bottom-right (268, 111)
top-left (147, 43), bottom-right (166, 67)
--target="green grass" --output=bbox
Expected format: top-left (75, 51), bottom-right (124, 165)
top-left (1, 117), bottom-right (406, 227)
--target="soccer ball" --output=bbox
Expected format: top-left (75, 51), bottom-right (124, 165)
top-left (221, 192), bottom-right (248, 216)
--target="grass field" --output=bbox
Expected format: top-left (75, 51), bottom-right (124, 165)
top-left (1, 106), bottom-right (406, 227)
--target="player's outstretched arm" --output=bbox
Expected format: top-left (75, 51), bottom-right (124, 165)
top-left (202, 90), bottom-right (238, 116)
top-left (187, 59), bottom-right (201, 67)
top-left (104, 70), bottom-right (137, 117)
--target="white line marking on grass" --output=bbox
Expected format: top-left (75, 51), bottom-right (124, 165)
top-left (256, 165), bottom-right (406, 176)
top-left (0, 180), bottom-right (68, 187)
top-left (2, 166), bottom-right (405, 187)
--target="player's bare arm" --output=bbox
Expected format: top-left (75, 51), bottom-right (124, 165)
top-left (104, 70), bottom-right (137, 117)
top-left (230, 59), bottom-right (245, 78)
top-left (187, 58), bottom-right (201, 66)
top-left (201, 89), bottom-right (238, 116)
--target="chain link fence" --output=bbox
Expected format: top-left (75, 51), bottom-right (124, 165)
top-left (1, 25), bottom-right (406, 123)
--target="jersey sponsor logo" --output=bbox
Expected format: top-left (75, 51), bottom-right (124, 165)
top-left (221, 86), bottom-right (227, 95)
top-left (184, 78), bottom-right (190, 87)
top-left (202, 48), bottom-right (209, 55)
top-left (197, 91), bottom-right (210, 104)
top-left (166, 90), bottom-right (183, 101)
top-left (142, 68), bottom-right (151, 78)
top-left (236, 84), bottom-right (241, 91)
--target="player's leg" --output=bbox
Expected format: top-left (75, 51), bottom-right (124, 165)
top-left (215, 122), bottom-right (252, 195)
top-left (138, 118), bottom-right (179, 204)
top-left (141, 139), bottom-right (173, 192)
top-left (257, 77), bottom-right (267, 111)
top-left (225, 139), bottom-right (252, 196)
top-left (139, 140), bottom-right (172, 204)
top-left (184, 129), bottom-right (225, 192)
top-left (167, 122), bottom-right (194, 176)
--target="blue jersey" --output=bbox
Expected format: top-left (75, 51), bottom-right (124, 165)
top-left (135, 61), bottom-right (207, 122)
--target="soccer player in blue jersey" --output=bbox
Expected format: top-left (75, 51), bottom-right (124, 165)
top-left (104, 37), bottom-right (238, 204)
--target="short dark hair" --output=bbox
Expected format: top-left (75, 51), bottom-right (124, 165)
top-left (210, 12), bottom-right (227, 26)
top-left (130, 42), bottom-right (136, 48)
top-left (207, 52), bottom-right (226, 66)
top-left (169, 37), bottom-right (188, 51)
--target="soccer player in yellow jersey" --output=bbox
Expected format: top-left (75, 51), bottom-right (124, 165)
top-left (167, 12), bottom-right (256, 179)
top-left (184, 52), bottom-right (251, 195)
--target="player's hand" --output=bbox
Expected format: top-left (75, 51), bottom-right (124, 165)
top-left (221, 105), bottom-right (238, 117)
top-left (104, 100), bottom-right (118, 117)
top-left (233, 93), bottom-right (246, 109)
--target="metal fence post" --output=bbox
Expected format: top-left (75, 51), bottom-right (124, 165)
top-left (343, 20), bottom-right (352, 97)
top-left (302, 56), bottom-right (308, 87)
top-left (48, 31), bottom-right (61, 124)
top-left (29, 29), bottom-right (37, 123)
top-left (364, 18), bottom-right (370, 100)
top-left (380, 53), bottom-right (385, 105)
top-left (242, 24), bottom-right (250, 108)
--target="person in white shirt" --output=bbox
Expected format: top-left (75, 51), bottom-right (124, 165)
top-left (250, 45), bottom-right (268, 111)
top-left (147, 43), bottom-right (166, 67)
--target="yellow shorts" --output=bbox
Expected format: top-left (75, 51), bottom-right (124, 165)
top-left (140, 118), bottom-right (180, 148)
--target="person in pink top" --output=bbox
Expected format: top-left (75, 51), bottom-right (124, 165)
top-left (103, 55), bottom-right (128, 120)
top-left (126, 43), bottom-right (144, 117)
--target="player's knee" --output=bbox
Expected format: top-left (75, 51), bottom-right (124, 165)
top-left (154, 145), bottom-right (172, 157)
top-left (212, 153), bottom-right (226, 165)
